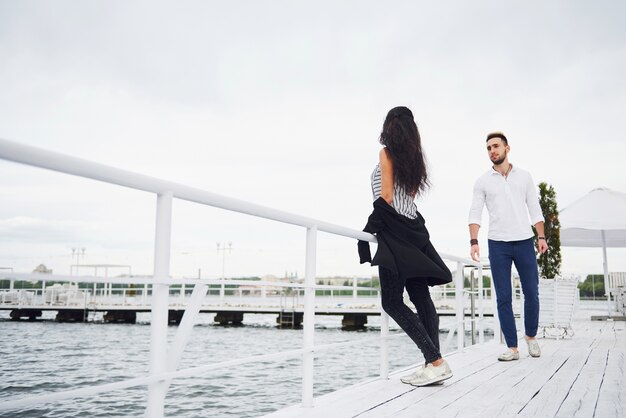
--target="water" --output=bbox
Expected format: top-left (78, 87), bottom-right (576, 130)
top-left (0, 312), bottom-right (494, 417)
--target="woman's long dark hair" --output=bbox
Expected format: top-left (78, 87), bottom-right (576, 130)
top-left (379, 106), bottom-right (430, 196)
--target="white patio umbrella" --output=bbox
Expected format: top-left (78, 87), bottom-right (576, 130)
top-left (560, 187), bottom-right (626, 314)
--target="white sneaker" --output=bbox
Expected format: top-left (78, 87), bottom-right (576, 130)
top-left (400, 365), bottom-right (445, 385)
top-left (400, 365), bottom-right (424, 384)
top-left (526, 338), bottom-right (541, 357)
top-left (498, 348), bottom-right (520, 361)
top-left (408, 360), bottom-right (452, 387)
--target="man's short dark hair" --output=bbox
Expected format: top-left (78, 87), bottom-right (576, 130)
top-left (486, 132), bottom-right (508, 145)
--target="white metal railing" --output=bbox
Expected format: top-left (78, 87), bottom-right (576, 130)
top-left (0, 138), bottom-right (485, 416)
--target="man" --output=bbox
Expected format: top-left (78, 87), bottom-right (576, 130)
top-left (468, 132), bottom-right (548, 361)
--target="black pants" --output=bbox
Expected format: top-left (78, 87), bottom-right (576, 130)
top-left (379, 267), bottom-right (441, 364)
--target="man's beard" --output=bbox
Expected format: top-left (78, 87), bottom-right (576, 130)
top-left (492, 155), bottom-right (506, 165)
top-left (491, 151), bottom-right (507, 165)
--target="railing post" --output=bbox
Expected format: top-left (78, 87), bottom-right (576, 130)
top-left (470, 269), bottom-right (476, 345)
top-left (455, 262), bottom-right (464, 351)
top-left (165, 283), bottom-right (209, 392)
top-left (601, 230), bottom-right (611, 315)
top-left (146, 191), bottom-right (173, 418)
top-left (492, 271), bottom-right (501, 344)
top-left (478, 264), bottom-right (485, 344)
top-left (380, 310), bottom-right (389, 379)
top-left (302, 226), bottom-right (317, 408)
top-left (143, 284), bottom-right (148, 306)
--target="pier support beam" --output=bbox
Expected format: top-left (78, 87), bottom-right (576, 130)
top-left (10, 309), bottom-right (42, 321)
top-left (342, 314), bottom-right (368, 330)
top-left (214, 311), bottom-right (244, 325)
top-left (56, 309), bottom-right (86, 322)
top-left (104, 310), bottom-right (137, 324)
top-left (168, 310), bottom-right (184, 325)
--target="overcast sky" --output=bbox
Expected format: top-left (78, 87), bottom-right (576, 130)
top-left (1, 1), bottom-right (625, 280)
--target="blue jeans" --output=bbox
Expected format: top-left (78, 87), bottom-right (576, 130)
top-left (488, 238), bottom-right (540, 348)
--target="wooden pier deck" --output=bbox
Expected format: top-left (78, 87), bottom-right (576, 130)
top-left (267, 313), bottom-right (625, 418)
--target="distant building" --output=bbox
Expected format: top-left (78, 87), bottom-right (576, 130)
top-left (33, 264), bottom-right (53, 274)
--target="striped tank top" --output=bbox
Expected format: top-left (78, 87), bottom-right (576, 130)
top-left (371, 163), bottom-right (418, 219)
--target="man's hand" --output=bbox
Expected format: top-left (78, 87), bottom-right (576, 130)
top-left (534, 222), bottom-right (549, 255)
top-left (470, 244), bottom-right (480, 262)
top-left (538, 239), bottom-right (549, 254)
top-left (468, 224), bottom-right (481, 262)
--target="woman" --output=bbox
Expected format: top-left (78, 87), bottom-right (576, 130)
top-left (358, 106), bottom-right (453, 386)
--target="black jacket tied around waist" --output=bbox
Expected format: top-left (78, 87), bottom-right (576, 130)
top-left (358, 197), bottom-right (452, 286)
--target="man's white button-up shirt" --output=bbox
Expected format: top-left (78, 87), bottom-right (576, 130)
top-left (468, 165), bottom-right (544, 242)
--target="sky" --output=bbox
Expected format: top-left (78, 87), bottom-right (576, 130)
top-left (1, 0), bottom-right (625, 281)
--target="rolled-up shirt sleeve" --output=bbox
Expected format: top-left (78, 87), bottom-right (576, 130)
top-left (468, 179), bottom-right (485, 225)
top-left (526, 174), bottom-right (545, 225)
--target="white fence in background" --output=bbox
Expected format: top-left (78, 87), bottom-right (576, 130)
top-left (0, 138), bottom-right (486, 417)
top-left (0, 276), bottom-right (500, 312)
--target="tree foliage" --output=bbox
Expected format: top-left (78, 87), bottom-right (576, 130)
top-left (534, 182), bottom-right (562, 278)
top-left (577, 274), bottom-right (605, 298)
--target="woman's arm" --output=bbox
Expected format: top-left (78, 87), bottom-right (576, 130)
top-left (379, 148), bottom-right (394, 205)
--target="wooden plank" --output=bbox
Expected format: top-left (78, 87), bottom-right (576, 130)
top-left (556, 348), bottom-right (608, 418)
top-left (432, 337), bottom-right (565, 417)
top-left (361, 343), bottom-right (532, 417)
top-left (524, 322), bottom-right (611, 417)
top-left (266, 341), bottom-right (503, 418)
top-left (518, 347), bottom-right (593, 417)
top-left (263, 374), bottom-right (415, 418)
top-left (594, 340), bottom-right (625, 417)
top-left (399, 336), bottom-right (564, 417)
top-left (265, 318), bottom-right (623, 418)
top-left (475, 343), bottom-right (578, 416)
top-left (559, 319), bottom-right (621, 417)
